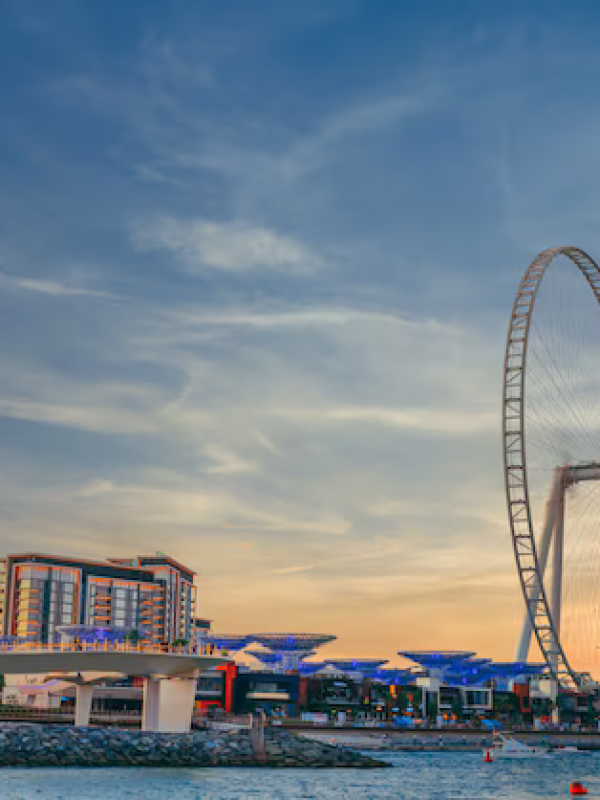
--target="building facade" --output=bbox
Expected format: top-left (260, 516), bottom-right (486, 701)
top-left (0, 552), bottom-right (196, 645)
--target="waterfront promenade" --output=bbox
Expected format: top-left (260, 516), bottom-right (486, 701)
top-left (296, 726), bottom-right (600, 751)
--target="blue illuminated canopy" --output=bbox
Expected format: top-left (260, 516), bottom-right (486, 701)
top-left (56, 625), bottom-right (129, 643)
top-left (246, 649), bottom-right (281, 665)
top-left (369, 668), bottom-right (415, 685)
top-left (486, 662), bottom-right (547, 677)
top-left (0, 635), bottom-right (33, 646)
top-left (298, 662), bottom-right (328, 675)
top-left (398, 651), bottom-right (475, 669)
top-left (325, 659), bottom-right (389, 673)
top-left (202, 634), bottom-right (253, 651)
top-left (250, 633), bottom-right (336, 652)
top-left (444, 661), bottom-right (547, 685)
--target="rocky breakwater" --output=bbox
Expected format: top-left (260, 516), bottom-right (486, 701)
top-left (0, 724), bottom-right (389, 768)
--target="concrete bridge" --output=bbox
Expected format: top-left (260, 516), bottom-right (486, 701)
top-left (0, 642), bottom-right (231, 733)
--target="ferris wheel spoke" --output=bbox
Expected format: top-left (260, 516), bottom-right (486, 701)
top-left (528, 340), bottom-right (597, 460)
top-left (563, 485), bottom-right (600, 665)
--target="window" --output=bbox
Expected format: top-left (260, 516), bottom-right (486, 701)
top-left (466, 690), bottom-right (489, 706)
top-left (252, 682), bottom-right (279, 694)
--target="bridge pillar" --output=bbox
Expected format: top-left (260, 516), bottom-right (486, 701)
top-left (142, 677), bottom-right (196, 733)
top-left (74, 684), bottom-right (94, 727)
top-left (142, 678), bottom-right (160, 731)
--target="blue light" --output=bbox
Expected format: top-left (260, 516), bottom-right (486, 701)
top-left (203, 634), bottom-right (253, 651)
top-left (250, 633), bottom-right (336, 652)
top-left (325, 659), bottom-right (389, 670)
top-left (56, 625), bottom-right (129, 643)
top-left (298, 662), bottom-right (327, 675)
top-left (370, 668), bottom-right (415, 685)
top-left (398, 651), bottom-right (475, 669)
top-left (246, 649), bottom-right (281, 664)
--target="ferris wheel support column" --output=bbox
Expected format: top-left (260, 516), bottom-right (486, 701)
top-left (516, 469), bottom-right (562, 662)
top-left (550, 487), bottom-right (565, 673)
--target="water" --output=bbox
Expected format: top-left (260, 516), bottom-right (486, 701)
top-left (3, 752), bottom-right (600, 798)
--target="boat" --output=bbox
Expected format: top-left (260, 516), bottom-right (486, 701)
top-left (490, 732), bottom-right (550, 758)
top-left (555, 745), bottom-right (590, 755)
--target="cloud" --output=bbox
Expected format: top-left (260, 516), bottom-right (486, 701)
top-left (251, 430), bottom-right (282, 456)
top-left (70, 478), bottom-right (352, 538)
top-left (164, 305), bottom-right (437, 331)
top-left (0, 398), bottom-right (153, 434)
top-left (0, 273), bottom-right (114, 299)
top-left (271, 564), bottom-right (315, 575)
top-left (132, 216), bottom-right (324, 275)
top-left (76, 480), bottom-right (116, 498)
top-left (273, 405), bottom-right (497, 435)
top-left (277, 92), bottom-right (436, 180)
top-left (164, 87), bottom-right (436, 188)
top-left (202, 443), bottom-right (258, 475)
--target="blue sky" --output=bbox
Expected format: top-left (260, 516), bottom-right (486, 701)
top-left (2, 0), bottom-right (600, 661)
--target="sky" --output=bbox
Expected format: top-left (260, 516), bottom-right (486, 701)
top-left (2, 0), bottom-right (600, 665)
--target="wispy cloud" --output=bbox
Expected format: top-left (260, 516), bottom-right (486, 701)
top-left (70, 478), bottom-right (352, 538)
top-left (251, 430), bottom-right (282, 456)
top-left (276, 92), bottom-right (437, 180)
top-left (0, 273), bottom-right (114, 299)
top-left (274, 405), bottom-right (497, 435)
top-left (0, 399), bottom-right (153, 434)
top-left (132, 216), bottom-right (324, 275)
top-left (164, 305), bottom-right (439, 331)
top-left (271, 564), bottom-right (315, 575)
top-left (202, 443), bottom-right (258, 475)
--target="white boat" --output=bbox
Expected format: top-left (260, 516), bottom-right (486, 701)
top-left (490, 732), bottom-right (550, 758)
top-left (555, 745), bottom-right (590, 754)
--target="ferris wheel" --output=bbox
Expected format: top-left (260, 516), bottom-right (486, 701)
top-left (503, 247), bottom-right (600, 687)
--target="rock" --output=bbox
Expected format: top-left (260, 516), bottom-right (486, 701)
top-left (0, 722), bottom-right (389, 769)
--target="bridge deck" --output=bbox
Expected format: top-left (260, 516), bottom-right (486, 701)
top-left (0, 649), bottom-right (229, 676)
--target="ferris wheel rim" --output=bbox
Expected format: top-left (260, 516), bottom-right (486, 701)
top-left (503, 246), bottom-right (600, 688)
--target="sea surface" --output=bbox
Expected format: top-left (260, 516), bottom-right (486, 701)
top-left (3, 751), bottom-right (600, 798)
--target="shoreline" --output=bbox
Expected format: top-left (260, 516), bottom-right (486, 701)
top-left (297, 728), bottom-right (600, 752)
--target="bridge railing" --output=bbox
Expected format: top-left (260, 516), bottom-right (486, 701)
top-left (0, 641), bottom-right (231, 657)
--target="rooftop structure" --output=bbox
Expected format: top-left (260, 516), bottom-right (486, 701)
top-left (443, 661), bottom-right (547, 686)
top-left (398, 651), bottom-right (476, 670)
top-left (202, 634), bottom-right (253, 652)
top-left (246, 649), bottom-right (281, 665)
top-left (298, 662), bottom-right (328, 675)
top-left (369, 668), bottom-right (415, 685)
top-left (56, 625), bottom-right (130, 643)
top-left (486, 662), bottom-right (547, 676)
top-left (249, 633), bottom-right (336, 670)
top-left (325, 659), bottom-right (389, 675)
top-left (250, 633), bottom-right (336, 651)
